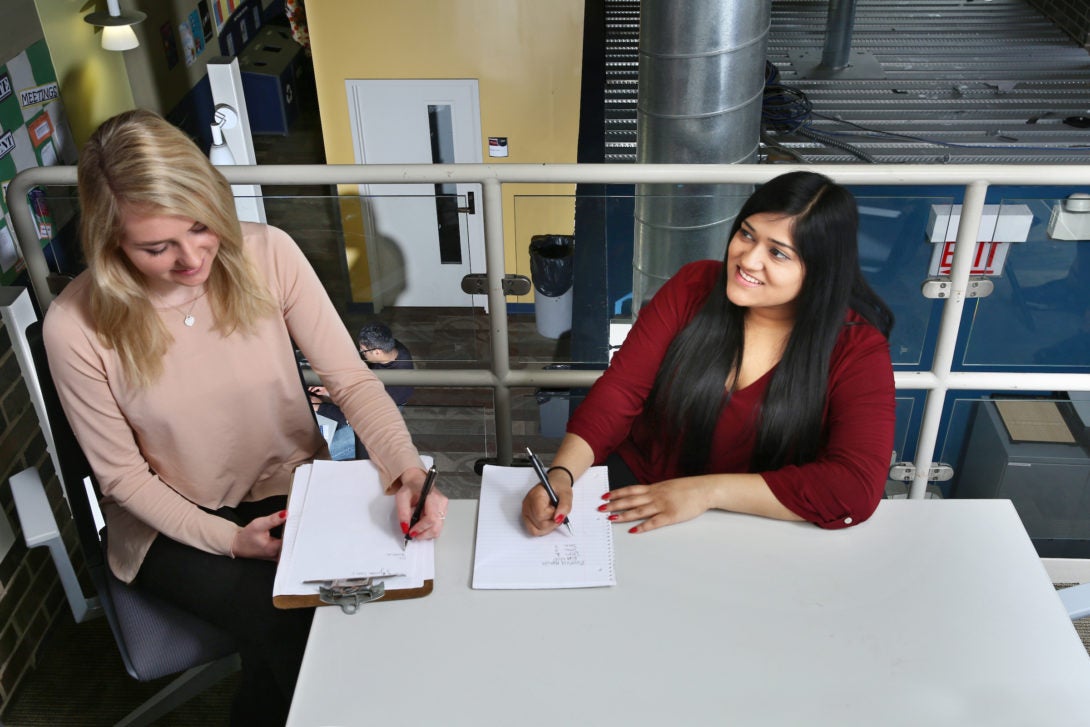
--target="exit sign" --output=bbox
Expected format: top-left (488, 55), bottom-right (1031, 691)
top-left (926, 204), bottom-right (1032, 277)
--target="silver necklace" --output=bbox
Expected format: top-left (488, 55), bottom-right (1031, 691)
top-left (157, 290), bottom-right (205, 327)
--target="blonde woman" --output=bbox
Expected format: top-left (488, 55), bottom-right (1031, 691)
top-left (43, 109), bottom-right (446, 725)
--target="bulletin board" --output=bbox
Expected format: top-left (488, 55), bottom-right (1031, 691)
top-left (0, 38), bottom-right (77, 285)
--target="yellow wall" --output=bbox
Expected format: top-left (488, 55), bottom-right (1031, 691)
top-left (306, 0), bottom-right (584, 303)
top-left (36, 0), bottom-right (135, 146)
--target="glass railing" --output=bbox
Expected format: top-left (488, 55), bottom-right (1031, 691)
top-left (8, 163), bottom-right (1090, 506)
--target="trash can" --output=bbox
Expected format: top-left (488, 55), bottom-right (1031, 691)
top-left (529, 234), bottom-right (574, 339)
top-left (536, 364), bottom-right (571, 437)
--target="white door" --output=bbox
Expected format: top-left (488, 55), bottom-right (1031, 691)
top-left (347, 79), bottom-right (485, 308)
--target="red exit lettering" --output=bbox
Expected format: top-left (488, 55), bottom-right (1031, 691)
top-left (938, 241), bottom-right (1002, 276)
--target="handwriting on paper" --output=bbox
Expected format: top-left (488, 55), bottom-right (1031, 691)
top-left (543, 543), bottom-right (585, 567)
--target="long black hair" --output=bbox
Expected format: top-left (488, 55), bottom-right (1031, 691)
top-left (643, 171), bottom-right (893, 475)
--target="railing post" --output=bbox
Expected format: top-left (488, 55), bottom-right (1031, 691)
top-left (482, 178), bottom-right (514, 465)
top-left (910, 180), bottom-right (990, 499)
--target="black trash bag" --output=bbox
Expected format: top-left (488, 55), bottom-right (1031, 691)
top-left (529, 235), bottom-right (574, 297)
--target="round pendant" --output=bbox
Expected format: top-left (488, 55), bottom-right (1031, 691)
top-left (184, 315), bottom-right (195, 327)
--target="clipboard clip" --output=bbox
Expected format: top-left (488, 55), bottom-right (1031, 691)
top-left (318, 577), bottom-right (386, 614)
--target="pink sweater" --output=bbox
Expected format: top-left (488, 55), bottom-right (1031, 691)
top-left (44, 223), bottom-right (423, 582)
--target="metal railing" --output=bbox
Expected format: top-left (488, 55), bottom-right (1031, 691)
top-left (9, 162), bottom-right (1090, 496)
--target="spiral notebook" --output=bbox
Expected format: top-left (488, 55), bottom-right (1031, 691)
top-left (472, 464), bottom-right (616, 589)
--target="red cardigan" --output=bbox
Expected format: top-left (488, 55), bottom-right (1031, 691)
top-left (567, 260), bottom-right (896, 529)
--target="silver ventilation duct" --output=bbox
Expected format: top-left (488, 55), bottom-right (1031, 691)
top-left (632, 0), bottom-right (771, 312)
top-left (821, 0), bottom-right (858, 71)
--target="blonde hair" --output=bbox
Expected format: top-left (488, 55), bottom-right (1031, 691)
top-left (77, 109), bottom-right (276, 387)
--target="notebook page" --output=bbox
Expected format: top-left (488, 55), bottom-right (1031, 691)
top-left (473, 465), bottom-right (616, 589)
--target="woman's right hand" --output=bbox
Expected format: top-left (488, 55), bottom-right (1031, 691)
top-left (521, 477), bottom-right (574, 536)
top-left (231, 510), bottom-right (288, 560)
top-left (520, 434), bottom-right (594, 536)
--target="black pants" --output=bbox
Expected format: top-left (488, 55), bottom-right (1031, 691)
top-left (136, 496), bottom-right (314, 727)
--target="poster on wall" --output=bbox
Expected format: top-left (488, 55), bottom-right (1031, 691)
top-left (0, 38), bottom-right (78, 285)
top-left (213, 0), bottom-right (239, 32)
top-left (161, 21), bottom-right (179, 70)
top-left (188, 10), bottom-right (206, 56)
top-left (179, 20), bottom-right (198, 66)
top-left (199, 1), bottom-right (214, 42)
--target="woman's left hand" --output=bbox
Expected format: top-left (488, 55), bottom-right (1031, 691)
top-left (601, 477), bottom-right (716, 533)
top-left (394, 467), bottom-right (448, 540)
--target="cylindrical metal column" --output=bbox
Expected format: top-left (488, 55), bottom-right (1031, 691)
top-left (820, 0), bottom-right (858, 71)
top-left (632, 0), bottom-right (771, 311)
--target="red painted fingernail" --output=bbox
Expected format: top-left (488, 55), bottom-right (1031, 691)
top-left (608, 514), bottom-right (619, 521)
top-left (279, 510), bottom-right (288, 519)
top-left (597, 504), bottom-right (609, 512)
top-left (628, 526), bottom-right (638, 534)
top-left (554, 514), bottom-right (566, 524)
top-left (410, 530), bottom-right (419, 538)
top-left (400, 522), bottom-right (410, 534)
top-left (601, 493), bottom-right (611, 500)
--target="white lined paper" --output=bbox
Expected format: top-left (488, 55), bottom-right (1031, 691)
top-left (472, 465), bottom-right (616, 589)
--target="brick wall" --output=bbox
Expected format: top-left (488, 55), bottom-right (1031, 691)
top-left (1029, 0), bottom-right (1090, 46)
top-left (0, 314), bottom-right (82, 713)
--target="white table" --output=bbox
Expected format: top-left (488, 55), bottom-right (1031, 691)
top-left (289, 499), bottom-right (1090, 726)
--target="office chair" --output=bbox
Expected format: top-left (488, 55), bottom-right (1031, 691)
top-left (9, 318), bottom-right (239, 727)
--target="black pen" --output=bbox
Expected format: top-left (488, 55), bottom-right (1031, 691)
top-left (403, 465), bottom-right (438, 548)
top-left (526, 446), bottom-right (574, 535)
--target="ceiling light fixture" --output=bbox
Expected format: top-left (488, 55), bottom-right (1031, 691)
top-left (84, 0), bottom-right (146, 52)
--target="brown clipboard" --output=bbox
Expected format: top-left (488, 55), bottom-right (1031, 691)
top-left (273, 578), bottom-right (433, 610)
top-left (272, 459), bottom-right (436, 612)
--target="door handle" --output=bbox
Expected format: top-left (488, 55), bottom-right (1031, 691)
top-left (456, 191), bottom-right (475, 215)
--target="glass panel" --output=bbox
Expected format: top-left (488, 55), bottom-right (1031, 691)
top-left (511, 190), bottom-right (585, 364)
top-left (882, 394), bottom-right (922, 499)
top-left (264, 194), bottom-right (355, 312)
top-left (6, 187), bottom-right (82, 285)
top-left (851, 192), bottom-right (957, 369)
top-left (403, 386), bottom-right (495, 499)
top-left (511, 189), bottom-right (955, 370)
top-left (262, 188), bottom-right (493, 485)
top-left (944, 395), bottom-right (1090, 557)
top-left (428, 104), bottom-right (462, 265)
top-left (263, 191), bottom-right (488, 365)
top-left (960, 198), bottom-right (1090, 369)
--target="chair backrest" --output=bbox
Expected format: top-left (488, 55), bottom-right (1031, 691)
top-left (25, 320), bottom-right (236, 681)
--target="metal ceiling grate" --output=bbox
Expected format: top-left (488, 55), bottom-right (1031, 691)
top-left (602, 0), bottom-right (1090, 164)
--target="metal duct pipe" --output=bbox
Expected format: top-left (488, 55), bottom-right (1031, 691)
top-left (632, 0), bottom-right (771, 312)
top-left (820, 0), bottom-right (858, 71)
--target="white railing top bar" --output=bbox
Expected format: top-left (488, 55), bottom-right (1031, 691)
top-left (10, 162), bottom-right (1090, 190)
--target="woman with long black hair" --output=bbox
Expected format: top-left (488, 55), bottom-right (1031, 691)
top-left (522, 171), bottom-right (895, 535)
